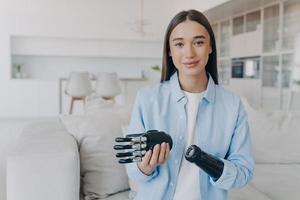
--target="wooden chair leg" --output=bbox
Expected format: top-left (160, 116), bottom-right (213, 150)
top-left (69, 96), bottom-right (87, 114)
top-left (82, 97), bottom-right (86, 112)
top-left (69, 97), bottom-right (74, 114)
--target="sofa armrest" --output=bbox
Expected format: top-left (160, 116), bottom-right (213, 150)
top-left (6, 119), bottom-right (80, 200)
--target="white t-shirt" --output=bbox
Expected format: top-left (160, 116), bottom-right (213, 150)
top-left (173, 90), bottom-right (204, 200)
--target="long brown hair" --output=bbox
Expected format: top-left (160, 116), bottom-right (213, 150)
top-left (161, 9), bottom-right (218, 84)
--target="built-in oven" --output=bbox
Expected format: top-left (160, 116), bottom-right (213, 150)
top-left (231, 56), bottom-right (260, 79)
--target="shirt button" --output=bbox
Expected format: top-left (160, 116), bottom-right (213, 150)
top-left (179, 136), bottom-right (183, 140)
top-left (170, 182), bottom-right (174, 187)
top-left (180, 115), bottom-right (184, 119)
top-left (174, 160), bottom-right (178, 164)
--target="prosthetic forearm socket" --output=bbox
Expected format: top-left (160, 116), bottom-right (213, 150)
top-left (185, 145), bottom-right (224, 180)
top-left (114, 130), bottom-right (173, 164)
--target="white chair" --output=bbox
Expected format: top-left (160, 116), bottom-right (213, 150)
top-left (95, 72), bottom-right (121, 102)
top-left (65, 72), bottom-right (93, 114)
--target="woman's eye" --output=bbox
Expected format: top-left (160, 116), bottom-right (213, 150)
top-left (195, 41), bottom-right (204, 46)
top-left (175, 42), bottom-right (184, 47)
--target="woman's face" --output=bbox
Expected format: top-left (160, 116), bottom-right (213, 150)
top-left (169, 20), bottom-right (212, 79)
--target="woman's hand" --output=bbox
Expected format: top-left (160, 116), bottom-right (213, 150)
top-left (137, 142), bottom-right (170, 175)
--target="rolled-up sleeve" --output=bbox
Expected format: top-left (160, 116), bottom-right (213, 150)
top-left (210, 99), bottom-right (255, 190)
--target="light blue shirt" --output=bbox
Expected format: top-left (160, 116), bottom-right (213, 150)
top-left (126, 72), bottom-right (255, 200)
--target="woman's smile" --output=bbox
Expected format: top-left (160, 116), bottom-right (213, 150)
top-left (182, 60), bottom-right (200, 68)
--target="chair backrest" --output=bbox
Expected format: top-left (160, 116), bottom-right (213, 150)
top-left (66, 72), bottom-right (93, 98)
top-left (95, 72), bottom-right (121, 98)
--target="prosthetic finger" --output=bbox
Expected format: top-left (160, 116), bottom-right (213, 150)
top-left (113, 144), bottom-right (147, 150)
top-left (185, 145), bottom-right (224, 180)
top-left (116, 150), bottom-right (147, 157)
top-left (114, 130), bottom-right (173, 164)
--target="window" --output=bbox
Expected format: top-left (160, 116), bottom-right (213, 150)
top-left (283, 0), bottom-right (300, 50)
top-left (263, 5), bottom-right (280, 52)
top-left (262, 56), bottom-right (280, 87)
top-left (219, 59), bottom-right (231, 84)
top-left (220, 20), bottom-right (230, 57)
top-left (246, 10), bottom-right (261, 32)
top-left (282, 54), bottom-right (293, 88)
top-left (233, 16), bottom-right (244, 35)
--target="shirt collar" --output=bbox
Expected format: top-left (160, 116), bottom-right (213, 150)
top-left (169, 71), bottom-right (216, 103)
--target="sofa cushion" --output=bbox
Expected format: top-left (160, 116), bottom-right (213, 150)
top-left (21, 118), bottom-right (66, 136)
top-left (250, 164), bottom-right (300, 200)
top-left (61, 104), bottom-right (129, 199)
top-left (100, 190), bottom-right (130, 200)
top-left (242, 98), bottom-right (300, 163)
top-left (228, 184), bottom-right (272, 200)
top-left (0, 119), bottom-right (33, 200)
top-left (7, 119), bottom-right (80, 200)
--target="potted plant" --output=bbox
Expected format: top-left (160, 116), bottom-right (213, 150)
top-left (151, 65), bottom-right (161, 72)
top-left (14, 64), bottom-right (23, 78)
top-left (294, 80), bottom-right (300, 85)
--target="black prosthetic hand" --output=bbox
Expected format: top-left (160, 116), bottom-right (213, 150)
top-left (185, 145), bottom-right (224, 180)
top-left (114, 130), bottom-right (173, 164)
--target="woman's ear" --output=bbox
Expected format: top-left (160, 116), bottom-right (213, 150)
top-left (209, 46), bottom-right (212, 54)
top-left (169, 51), bottom-right (172, 57)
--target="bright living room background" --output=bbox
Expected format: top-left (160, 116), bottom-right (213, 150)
top-left (1, 0), bottom-right (300, 200)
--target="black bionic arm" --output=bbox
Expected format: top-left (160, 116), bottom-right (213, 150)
top-left (185, 145), bottom-right (224, 180)
top-left (114, 130), bottom-right (173, 164)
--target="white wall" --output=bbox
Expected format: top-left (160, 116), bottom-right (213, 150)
top-left (0, 0), bottom-right (229, 118)
top-left (225, 78), bottom-right (262, 109)
top-left (0, 0), bottom-right (175, 117)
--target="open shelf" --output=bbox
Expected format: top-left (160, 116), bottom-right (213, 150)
top-left (10, 36), bottom-right (162, 80)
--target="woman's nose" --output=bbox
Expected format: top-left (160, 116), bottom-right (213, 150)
top-left (184, 45), bottom-right (195, 58)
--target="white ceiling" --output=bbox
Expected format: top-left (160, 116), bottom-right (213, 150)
top-left (204, 0), bottom-right (278, 22)
top-left (173, 0), bottom-right (230, 12)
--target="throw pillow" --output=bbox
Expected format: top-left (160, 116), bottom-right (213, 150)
top-left (60, 105), bottom-right (129, 199)
top-left (242, 97), bottom-right (300, 163)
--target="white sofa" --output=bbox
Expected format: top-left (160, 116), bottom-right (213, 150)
top-left (6, 118), bottom-right (130, 200)
top-left (0, 119), bottom-right (41, 200)
top-left (6, 104), bottom-right (300, 200)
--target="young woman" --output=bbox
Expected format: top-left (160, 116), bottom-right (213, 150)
top-left (126, 9), bottom-right (254, 200)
